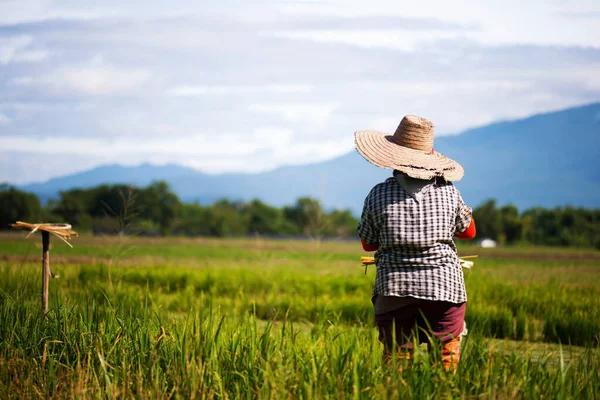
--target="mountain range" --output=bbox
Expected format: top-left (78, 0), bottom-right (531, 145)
top-left (19, 103), bottom-right (600, 214)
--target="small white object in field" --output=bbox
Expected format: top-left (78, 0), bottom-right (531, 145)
top-left (479, 238), bottom-right (497, 248)
top-left (460, 321), bottom-right (468, 338)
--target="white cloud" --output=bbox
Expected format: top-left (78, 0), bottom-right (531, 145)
top-left (3, 0), bottom-right (600, 48)
top-left (249, 103), bottom-right (338, 126)
top-left (0, 125), bottom-right (351, 175)
top-left (352, 79), bottom-right (533, 97)
top-left (13, 50), bottom-right (49, 62)
top-left (0, 113), bottom-right (10, 125)
top-left (2, 48), bottom-right (150, 96)
top-left (51, 65), bottom-right (152, 96)
top-left (0, 35), bottom-right (41, 65)
top-left (0, 128), bottom-right (292, 159)
top-left (0, 149), bottom-right (109, 185)
top-left (168, 84), bottom-right (314, 96)
top-left (366, 117), bottom-right (401, 133)
top-left (0, 0), bottom-right (599, 184)
top-left (275, 0), bottom-right (600, 48)
top-left (7, 76), bottom-right (34, 86)
top-left (253, 126), bottom-right (294, 145)
top-left (265, 30), bottom-right (468, 51)
top-left (178, 134), bottom-right (352, 174)
top-left (270, 137), bottom-right (353, 167)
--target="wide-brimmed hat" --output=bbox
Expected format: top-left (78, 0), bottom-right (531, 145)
top-left (354, 115), bottom-right (464, 181)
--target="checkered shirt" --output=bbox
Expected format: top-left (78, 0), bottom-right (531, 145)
top-left (357, 177), bottom-right (472, 304)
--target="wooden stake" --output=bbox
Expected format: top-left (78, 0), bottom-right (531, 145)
top-left (11, 222), bottom-right (77, 313)
top-left (42, 231), bottom-right (50, 313)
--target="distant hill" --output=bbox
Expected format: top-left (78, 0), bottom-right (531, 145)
top-left (20, 103), bottom-right (600, 214)
top-left (436, 103), bottom-right (600, 210)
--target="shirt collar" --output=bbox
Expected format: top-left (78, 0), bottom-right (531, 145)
top-left (393, 171), bottom-right (435, 202)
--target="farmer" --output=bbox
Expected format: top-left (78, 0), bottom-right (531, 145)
top-left (355, 115), bottom-right (476, 371)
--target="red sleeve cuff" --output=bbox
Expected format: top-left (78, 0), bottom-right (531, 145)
top-left (361, 238), bottom-right (379, 251)
top-left (455, 218), bottom-right (476, 240)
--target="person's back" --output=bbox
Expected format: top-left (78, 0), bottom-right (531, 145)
top-left (359, 174), bottom-right (472, 303)
top-left (354, 115), bottom-right (476, 371)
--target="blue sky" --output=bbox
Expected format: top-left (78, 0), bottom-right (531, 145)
top-left (1, 0), bottom-right (599, 184)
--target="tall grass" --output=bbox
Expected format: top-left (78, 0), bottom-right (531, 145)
top-left (0, 237), bottom-right (599, 398)
top-left (1, 295), bottom-right (599, 399)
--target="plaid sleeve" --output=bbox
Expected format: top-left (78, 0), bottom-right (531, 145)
top-left (455, 192), bottom-right (473, 235)
top-left (357, 195), bottom-right (379, 245)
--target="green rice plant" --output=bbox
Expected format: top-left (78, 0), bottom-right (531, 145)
top-left (1, 237), bottom-right (600, 397)
top-left (515, 307), bottom-right (527, 340)
top-left (527, 317), bottom-right (538, 342)
top-left (544, 312), bottom-right (600, 347)
top-left (1, 292), bottom-right (599, 398)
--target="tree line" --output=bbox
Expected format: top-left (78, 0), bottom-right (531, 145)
top-left (472, 199), bottom-right (599, 248)
top-left (0, 182), bottom-right (357, 239)
top-left (1, 183), bottom-right (598, 247)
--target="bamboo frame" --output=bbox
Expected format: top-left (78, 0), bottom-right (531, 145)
top-left (11, 221), bottom-right (78, 312)
top-left (360, 255), bottom-right (477, 272)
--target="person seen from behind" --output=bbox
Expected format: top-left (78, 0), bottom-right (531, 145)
top-left (355, 115), bottom-right (477, 372)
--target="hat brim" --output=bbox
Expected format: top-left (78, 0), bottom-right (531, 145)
top-left (355, 130), bottom-right (464, 181)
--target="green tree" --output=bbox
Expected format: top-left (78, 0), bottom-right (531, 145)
top-left (245, 199), bottom-right (283, 235)
top-left (284, 197), bottom-right (327, 239)
top-left (173, 203), bottom-right (216, 236)
top-left (91, 185), bottom-right (139, 233)
top-left (472, 199), bottom-right (501, 241)
top-left (210, 200), bottom-right (249, 236)
top-left (523, 208), bottom-right (561, 246)
top-left (324, 209), bottom-right (359, 237)
top-left (0, 187), bottom-right (42, 229)
top-left (54, 191), bottom-right (93, 230)
top-left (498, 205), bottom-right (523, 244)
top-left (138, 181), bottom-right (182, 235)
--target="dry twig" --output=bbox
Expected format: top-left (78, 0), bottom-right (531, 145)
top-left (11, 221), bottom-right (79, 248)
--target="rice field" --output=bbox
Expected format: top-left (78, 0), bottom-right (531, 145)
top-left (0, 233), bottom-right (599, 398)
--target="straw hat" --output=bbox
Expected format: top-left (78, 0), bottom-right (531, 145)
top-left (354, 115), bottom-right (464, 181)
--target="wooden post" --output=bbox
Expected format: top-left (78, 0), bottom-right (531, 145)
top-left (11, 222), bottom-right (77, 312)
top-left (42, 231), bottom-right (50, 313)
